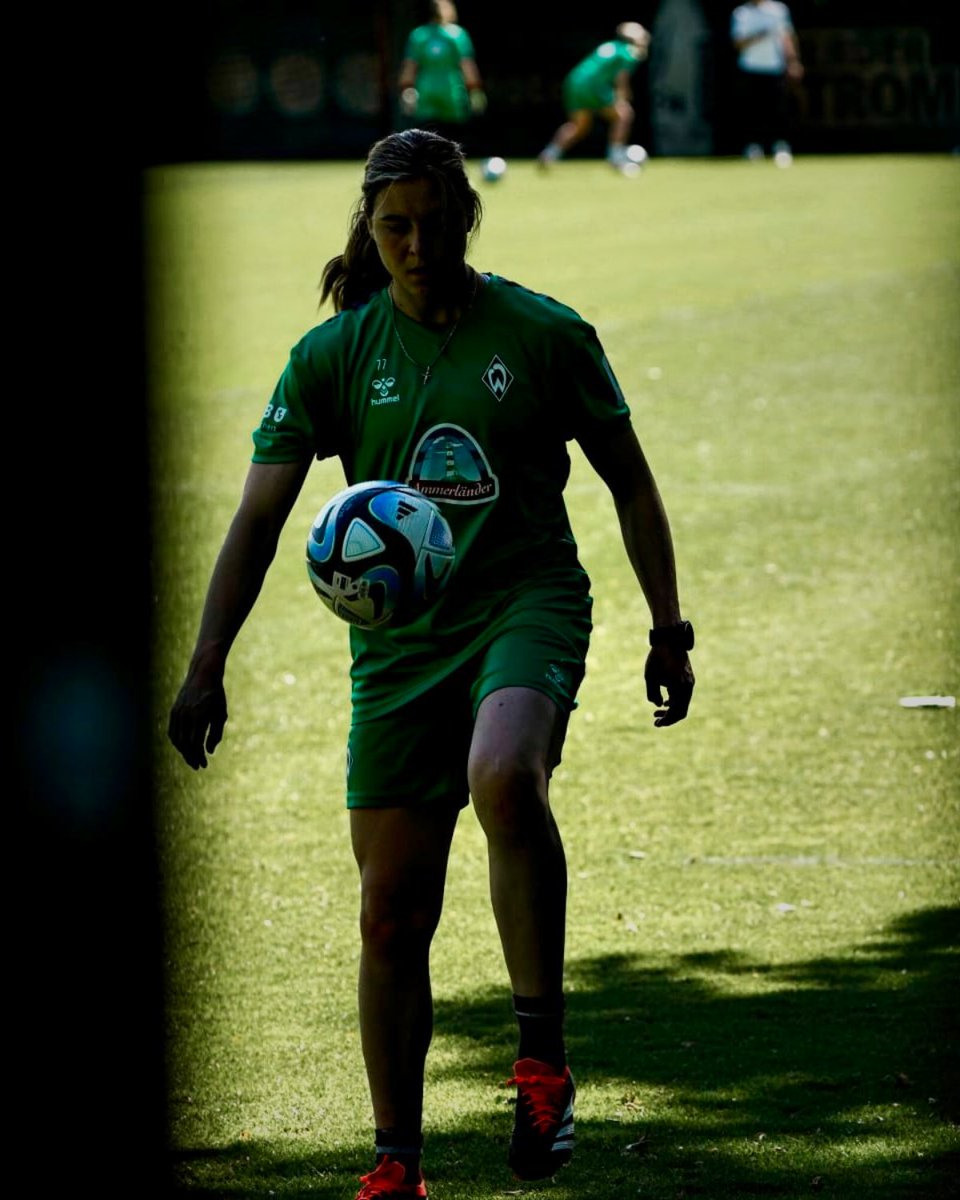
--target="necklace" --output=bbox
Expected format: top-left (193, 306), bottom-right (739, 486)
top-left (389, 271), bottom-right (479, 385)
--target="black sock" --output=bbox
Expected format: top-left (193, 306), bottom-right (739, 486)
top-left (374, 1128), bottom-right (422, 1183)
top-left (513, 992), bottom-right (566, 1071)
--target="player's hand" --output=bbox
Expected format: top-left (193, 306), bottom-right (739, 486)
top-left (400, 87), bottom-right (418, 116)
top-left (469, 88), bottom-right (487, 115)
top-left (644, 645), bottom-right (695, 727)
top-left (168, 674), bottom-right (228, 770)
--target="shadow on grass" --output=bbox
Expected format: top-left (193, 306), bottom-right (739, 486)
top-left (168, 905), bottom-right (959, 1199)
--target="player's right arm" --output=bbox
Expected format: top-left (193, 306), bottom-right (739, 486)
top-left (168, 458), bottom-right (312, 769)
top-left (398, 29), bottom-right (421, 114)
top-left (398, 55), bottom-right (417, 90)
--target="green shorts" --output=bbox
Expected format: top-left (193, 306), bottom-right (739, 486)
top-left (563, 77), bottom-right (613, 113)
top-left (346, 595), bottom-right (591, 809)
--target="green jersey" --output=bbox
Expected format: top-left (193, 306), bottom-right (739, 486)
top-left (403, 21), bottom-right (475, 123)
top-left (253, 274), bottom-right (631, 718)
top-left (563, 38), bottom-right (643, 111)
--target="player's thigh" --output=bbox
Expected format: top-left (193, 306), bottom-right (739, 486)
top-left (467, 604), bottom-right (588, 795)
top-left (469, 686), bottom-right (569, 788)
top-left (566, 108), bottom-right (595, 136)
top-left (599, 100), bottom-right (630, 122)
top-left (351, 802), bottom-right (460, 928)
top-left (346, 677), bottom-right (473, 811)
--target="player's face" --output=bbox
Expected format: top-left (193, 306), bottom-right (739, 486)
top-left (369, 178), bottom-right (468, 318)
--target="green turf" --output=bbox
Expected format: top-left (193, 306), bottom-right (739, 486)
top-left (147, 154), bottom-right (959, 1198)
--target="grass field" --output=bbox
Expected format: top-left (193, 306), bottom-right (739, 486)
top-left (146, 153), bottom-right (959, 1199)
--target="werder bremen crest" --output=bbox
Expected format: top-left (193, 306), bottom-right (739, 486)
top-left (482, 355), bottom-right (514, 401)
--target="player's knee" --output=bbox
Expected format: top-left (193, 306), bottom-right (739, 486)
top-left (469, 756), bottom-right (549, 838)
top-left (358, 886), bottom-right (440, 958)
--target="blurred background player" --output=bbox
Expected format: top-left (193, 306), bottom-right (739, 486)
top-left (398, 1), bottom-right (487, 148)
top-left (537, 21), bottom-right (651, 175)
top-left (730, 0), bottom-right (804, 165)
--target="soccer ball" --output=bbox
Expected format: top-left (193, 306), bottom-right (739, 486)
top-left (623, 144), bottom-right (648, 175)
top-left (306, 481), bottom-right (455, 630)
top-left (481, 156), bottom-right (507, 183)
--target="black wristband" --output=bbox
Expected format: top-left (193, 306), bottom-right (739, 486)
top-left (649, 620), bottom-right (694, 651)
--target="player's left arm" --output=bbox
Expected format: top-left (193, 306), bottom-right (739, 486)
top-left (580, 419), bottom-right (695, 726)
top-left (782, 24), bottom-right (804, 80)
top-left (462, 56), bottom-right (486, 112)
top-left (457, 30), bottom-right (486, 112)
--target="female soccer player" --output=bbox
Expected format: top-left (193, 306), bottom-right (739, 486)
top-left (537, 21), bottom-right (651, 173)
top-left (398, 1), bottom-right (486, 147)
top-left (168, 128), bottom-right (695, 1200)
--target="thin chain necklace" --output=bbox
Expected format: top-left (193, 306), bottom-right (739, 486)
top-left (389, 271), bottom-right (479, 385)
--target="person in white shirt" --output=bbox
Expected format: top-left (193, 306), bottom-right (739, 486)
top-left (730, 0), bottom-right (804, 164)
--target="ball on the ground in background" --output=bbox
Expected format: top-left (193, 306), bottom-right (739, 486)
top-left (306, 481), bottom-right (455, 630)
top-left (626, 144), bottom-right (648, 168)
top-left (481, 156), bottom-right (508, 183)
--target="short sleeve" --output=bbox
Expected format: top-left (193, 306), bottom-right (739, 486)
top-left (558, 317), bottom-right (631, 443)
top-left (251, 339), bottom-right (340, 464)
top-left (455, 27), bottom-right (475, 59)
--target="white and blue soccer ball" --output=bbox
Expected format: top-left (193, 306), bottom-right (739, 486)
top-left (306, 481), bottom-right (455, 630)
top-left (481, 156), bottom-right (508, 183)
top-left (618, 144), bottom-right (649, 176)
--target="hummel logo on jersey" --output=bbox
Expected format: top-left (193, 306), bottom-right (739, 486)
top-left (482, 355), bottom-right (514, 401)
top-left (371, 376), bottom-right (400, 406)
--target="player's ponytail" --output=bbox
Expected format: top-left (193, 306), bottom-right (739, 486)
top-left (319, 204), bottom-right (387, 312)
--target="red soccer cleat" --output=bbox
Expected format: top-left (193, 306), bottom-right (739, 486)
top-left (355, 1156), bottom-right (428, 1199)
top-left (507, 1056), bottom-right (576, 1180)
